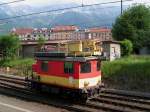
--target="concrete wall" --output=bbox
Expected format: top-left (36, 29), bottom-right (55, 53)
top-left (20, 43), bottom-right (59, 58)
top-left (110, 44), bottom-right (121, 61)
top-left (21, 42), bottom-right (121, 61)
top-left (21, 45), bottom-right (36, 58)
top-left (102, 44), bottom-right (110, 60)
top-left (102, 43), bottom-right (121, 61)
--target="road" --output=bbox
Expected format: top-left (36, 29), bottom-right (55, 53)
top-left (0, 94), bottom-right (67, 112)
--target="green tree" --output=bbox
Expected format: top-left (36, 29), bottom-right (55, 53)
top-left (37, 36), bottom-right (46, 51)
top-left (112, 5), bottom-right (150, 53)
top-left (0, 35), bottom-right (20, 59)
top-left (121, 39), bottom-right (133, 56)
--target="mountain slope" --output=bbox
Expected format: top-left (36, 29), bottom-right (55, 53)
top-left (0, 4), bottom-right (125, 34)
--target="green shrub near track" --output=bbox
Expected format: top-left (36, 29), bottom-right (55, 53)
top-left (102, 55), bottom-right (150, 92)
top-left (0, 58), bottom-right (34, 67)
top-left (1, 56), bottom-right (150, 92)
top-left (0, 58), bottom-right (34, 76)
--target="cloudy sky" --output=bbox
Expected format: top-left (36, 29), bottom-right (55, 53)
top-left (4, 0), bottom-right (150, 6)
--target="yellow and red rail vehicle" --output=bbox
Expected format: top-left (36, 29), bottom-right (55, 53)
top-left (30, 52), bottom-right (104, 101)
top-left (28, 40), bottom-right (104, 101)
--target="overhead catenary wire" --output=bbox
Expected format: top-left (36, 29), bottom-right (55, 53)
top-left (0, 0), bottom-right (25, 6)
top-left (1, 0), bottom-right (150, 23)
top-left (1, 0), bottom-right (148, 29)
top-left (4, 0), bottom-right (148, 24)
top-left (1, 0), bottom-right (150, 32)
top-left (0, 3), bottom-right (132, 27)
top-left (0, 0), bottom-right (133, 21)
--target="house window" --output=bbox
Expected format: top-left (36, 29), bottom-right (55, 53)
top-left (80, 62), bottom-right (91, 73)
top-left (97, 61), bottom-right (101, 71)
top-left (41, 61), bottom-right (48, 72)
top-left (64, 62), bottom-right (74, 74)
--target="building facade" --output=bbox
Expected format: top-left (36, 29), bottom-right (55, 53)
top-left (102, 41), bottom-right (121, 61)
top-left (85, 28), bottom-right (113, 41)
top-left (11, 28), bottom-right (51, 41)
top-left (11, 26), bottom-right (113, 41)
top-left (11, 25), bottom-right (120, 60)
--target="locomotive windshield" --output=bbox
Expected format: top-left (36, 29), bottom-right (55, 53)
top-left (80, 62), bottom-right (91, 73)
top-left (41, 61), bottom-right (48, 72)
top-left (64, 62), bottom-right (74, 74)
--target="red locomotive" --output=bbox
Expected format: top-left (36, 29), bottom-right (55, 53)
top-left (29, 40), bottom-right (104, 101)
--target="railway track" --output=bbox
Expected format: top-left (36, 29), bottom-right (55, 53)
top-left (0, 74), bottom-right (150, 112)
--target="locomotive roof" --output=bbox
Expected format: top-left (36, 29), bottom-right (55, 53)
top-left (34, 52), bottom-right (105, 62)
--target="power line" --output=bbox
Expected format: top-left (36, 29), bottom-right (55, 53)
top-left (1, 4), bottom-right (123, 26)
top-left (0, 0), bottom-right (25, 6)
top-left (0, 0), bottom-right (133, 21)
top-left (0, 3), bottom-right (132, 26)
top-left (2, 0), bottom-right (150, 27)
top-left (1, 0), bottom-right (150, 24)
top-left (0, 0), bottom-right (149, 32)
top-left (4, 0), bottom-right (148, 29)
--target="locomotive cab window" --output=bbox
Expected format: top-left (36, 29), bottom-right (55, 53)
top-left (97, 61), bottom-right (101, 71)
top-left (80, 62), bottom-right (91, 73)
top-left (41, 61), bottom-right (48, 72)
top-left (64, 62), bottom-right (74, 74)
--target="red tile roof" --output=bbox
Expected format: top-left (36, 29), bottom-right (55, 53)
top-left (33, 28), bottom-right (51, 33)
top-left (51, 25), bottom-right (78, 32)
top-left (87, 28), bottom-right (111, 33)
top-left (11, 28), bottom-right (34, 35)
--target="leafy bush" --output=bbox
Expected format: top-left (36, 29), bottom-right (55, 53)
top-left (121, 39), bottom-right (133, 56)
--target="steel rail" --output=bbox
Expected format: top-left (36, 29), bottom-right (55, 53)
top-left (102, 89), bottom-right (150, 99)
top-left (0, 75), bottom-right (150, 112)
top-left (91, 97), bottom-right (150, 111)
top-left (0, 74), bottom-right (25, 81)
top-left (0, 77), bottom-right (27, 85)
top-left (99, 93), bottom-right (150, 105)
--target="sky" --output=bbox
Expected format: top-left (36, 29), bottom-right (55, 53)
top-left (19, 0), bottom-right (114, 5)
top-left (4, 0), bottom-right (150, 6)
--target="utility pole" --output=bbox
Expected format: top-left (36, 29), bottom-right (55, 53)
top-left (82, 0), bottom-right (84, 7)
top-left (121, 0), bottom-right (123, 15)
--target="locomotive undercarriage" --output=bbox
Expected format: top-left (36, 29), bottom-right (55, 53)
top-left (26, 79), bottom-right (103, 102)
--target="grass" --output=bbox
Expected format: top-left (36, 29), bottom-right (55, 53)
top-left (0, 58), bottom-right (34, 67)
top-left (0, 58), bottom-right (34, 76)
top-left (102, 55), bottom-right (150, 92)
top-left (0, 55), bottom-right (150, 92)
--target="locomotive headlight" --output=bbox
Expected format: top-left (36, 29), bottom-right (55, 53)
top-left (84, 81), bottom-right (89, 87)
